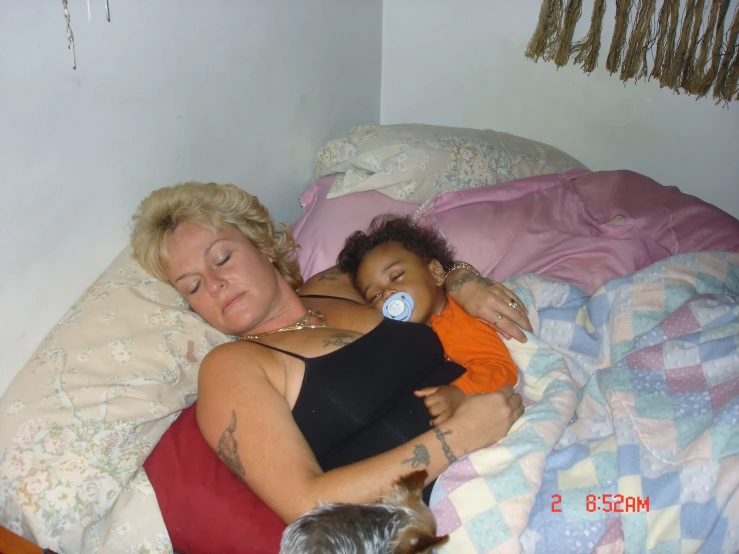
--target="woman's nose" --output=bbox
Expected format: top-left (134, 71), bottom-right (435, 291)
top-left (206, 275), bottom-right (227, 295)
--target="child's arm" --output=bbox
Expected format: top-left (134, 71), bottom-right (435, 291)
top-left (415, 385), bottom-right (466, 426)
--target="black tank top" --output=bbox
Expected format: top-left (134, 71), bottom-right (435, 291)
top-left (251, 296), bottom-right (465, 500)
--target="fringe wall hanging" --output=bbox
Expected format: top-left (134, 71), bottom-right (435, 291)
top-left (525, 0), bottom-right (739, 103)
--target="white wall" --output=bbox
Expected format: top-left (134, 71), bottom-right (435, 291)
top-left (381, 0), bottom-right (739, 219)
top-left (0, 0), bottom-right (382, 395)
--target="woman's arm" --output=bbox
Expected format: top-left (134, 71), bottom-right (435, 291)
top-left (301, 264), bottom-right (533, 341)
top-left (445, 266), bottom-right (533, 343)
top-left (196, 342), bottom-right (522, 523)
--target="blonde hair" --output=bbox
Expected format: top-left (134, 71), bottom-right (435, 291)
top-left (130, 181), bottom-right (303, 289)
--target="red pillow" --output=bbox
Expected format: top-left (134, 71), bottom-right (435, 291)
top-left (144, 402), bottom-right (286, 554)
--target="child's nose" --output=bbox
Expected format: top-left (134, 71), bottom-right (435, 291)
top-left (382, 288), bottom-right (396, 301)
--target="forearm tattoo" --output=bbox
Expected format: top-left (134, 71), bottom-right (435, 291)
top-left (433, 427), bottom-right (457, 464)
top-left (316, 267), bottom-right (341, 282)
top-left (217, 410), bottom-right (247, 481)
top-left (322, 332), bottom-right (357, 348)
top-left (402, 444), bottom-right (431, 468)
top-left (446, 270), bottom-right (493, 292)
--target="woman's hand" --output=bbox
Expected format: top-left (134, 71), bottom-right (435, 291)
top-left (446, 268), bottom-right (532, 342)
top-left (446, 386), bottom-right (524, 452)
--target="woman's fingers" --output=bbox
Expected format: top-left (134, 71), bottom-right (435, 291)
top-left (495, 283), bottom-right (532, 331)
top-left (497, 289), bottom-right (532, 332)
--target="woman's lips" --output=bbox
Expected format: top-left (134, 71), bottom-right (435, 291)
top-left (223, 292), bottom-right (244, 313)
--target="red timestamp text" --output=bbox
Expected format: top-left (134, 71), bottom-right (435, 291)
top-left (551, 493), bottom-right (650, 513)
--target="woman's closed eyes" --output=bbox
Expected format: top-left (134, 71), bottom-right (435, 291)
top-left (186, 253), bottom-right (233, 295)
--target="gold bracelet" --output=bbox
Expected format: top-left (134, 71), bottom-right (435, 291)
top-left (444, 261), bottom-right (483, 282)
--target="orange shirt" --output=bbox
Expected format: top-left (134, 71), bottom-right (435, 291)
top-left (430, 295), bottom-right (518, 395)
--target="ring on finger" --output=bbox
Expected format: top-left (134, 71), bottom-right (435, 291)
top-left (494, 314), bottom-right (504, 326)
top-left (509, 300), bottom-right (518, 309)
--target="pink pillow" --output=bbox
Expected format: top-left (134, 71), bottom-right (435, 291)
top-left (292, 175), bottom-right (417, 279)
top-left (434, 169), bottom-right (739, 293)
top-left (292, 170), bottom-right (739, 295)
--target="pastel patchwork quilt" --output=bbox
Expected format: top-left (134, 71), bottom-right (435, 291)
top-left (431, 252), bottom-right (739, 553)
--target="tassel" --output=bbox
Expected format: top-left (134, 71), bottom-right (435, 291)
top-left (652, 0), bottom-right (674, 80)
top-left (526, 0), bottom-right (557, 61)
top-left (656, 0), bottom-right (682, 86)
top-left (728, 49), bottom-right (739, 101)
top-left (698, 0), bottom-right (731, 96)
top-left (554, 0), bottom-right (584, 67)
top-left (679, 0), bottom-right (706, 92)
top-left (572, 0), bottom-right (607, 72)
top-left (620, 0), bottom-right (658, 81)
top-left (665, 0), bottom-right (698, 90)
top-left (685, 0), bottom-right (728, 95)
top-left (606, 0), bottom-right (635, 74)
top-left (542, 0), bottom-right (565, 62)
top-left (713, 6), bottom-right (739, 102)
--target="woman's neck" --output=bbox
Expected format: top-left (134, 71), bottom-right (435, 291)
top-left (248, 282), bottom-right (312, 336)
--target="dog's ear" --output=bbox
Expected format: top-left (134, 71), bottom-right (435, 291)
top-left (388, 470), bottom-right (448, 554)
top-left (396, 532), bottom-right (449, 554)
top-left (397, 470), bottom-right (428, 493)
top-left (387, 470), bottom-right (428, 507)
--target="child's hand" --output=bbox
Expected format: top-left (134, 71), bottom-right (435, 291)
top-left (414, 385), bottom-right (466, 426)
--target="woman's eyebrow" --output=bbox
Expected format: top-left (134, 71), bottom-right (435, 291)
top-left (174, 239), bottom-right (230, 283)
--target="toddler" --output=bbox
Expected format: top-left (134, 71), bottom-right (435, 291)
top-left (338, 215), bottom-right (519, 425)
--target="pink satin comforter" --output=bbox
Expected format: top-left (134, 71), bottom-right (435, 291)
top-left (433, 169), bottom-right (739, 294)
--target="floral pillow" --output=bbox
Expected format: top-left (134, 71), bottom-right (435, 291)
top-left (0, 247), bottom-right (228, 553)
top-left (312, 124), bottom-right (588, 202)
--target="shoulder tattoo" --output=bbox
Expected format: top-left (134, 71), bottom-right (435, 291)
top-left (322, 332), bottom-right (357, 348)
top-left (216, 410), bottom-right (247, 481)
top-left (316, 267), bottom-right (342, 282)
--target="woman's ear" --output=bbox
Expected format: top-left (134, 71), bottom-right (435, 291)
top-left (427, 259), bottom-right (446, 287)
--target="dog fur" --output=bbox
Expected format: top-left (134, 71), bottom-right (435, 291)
top-left (279, 470), bottom-right (448, 554)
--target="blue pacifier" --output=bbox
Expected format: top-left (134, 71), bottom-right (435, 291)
top-left (382, 292), bottom-right (414, 322)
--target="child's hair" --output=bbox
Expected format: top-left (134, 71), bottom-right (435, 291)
top-left (337, 215), bottom-right (455, 286)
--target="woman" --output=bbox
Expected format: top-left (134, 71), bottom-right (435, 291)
top-left (130, 181), bottom-right (531, 523)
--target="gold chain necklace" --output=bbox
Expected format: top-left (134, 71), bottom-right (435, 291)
top-left (238, 309), bottom-right (328, 341)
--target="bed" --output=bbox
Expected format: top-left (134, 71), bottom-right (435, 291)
top-left (1, 124), bottom-right (738, 554)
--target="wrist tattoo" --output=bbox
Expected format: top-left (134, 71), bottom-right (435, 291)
top-left (433, 427), bottom-right (457, 464)
top-left (446, 270), bottom-right (493, 292)
top-left (217, 410), bottom-right (247, 481)
top-left (402, 444), bottom-right (431, 468)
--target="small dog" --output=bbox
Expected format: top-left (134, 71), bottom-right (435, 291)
top-left (279, 470), bottom-right (448, 554)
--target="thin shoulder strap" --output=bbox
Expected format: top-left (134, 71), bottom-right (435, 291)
top-left (299, 293), bottom-right (364, 305)
top-left (246, 341), bottom-right (307, 361)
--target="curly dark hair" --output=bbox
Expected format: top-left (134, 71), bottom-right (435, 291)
top-left (337, 215), bottom-right (455, 285)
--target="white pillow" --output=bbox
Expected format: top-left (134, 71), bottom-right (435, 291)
top-left (312, 124), bottom-right (588, 202)
top-left (0, 247), bottom-right (229, 553)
